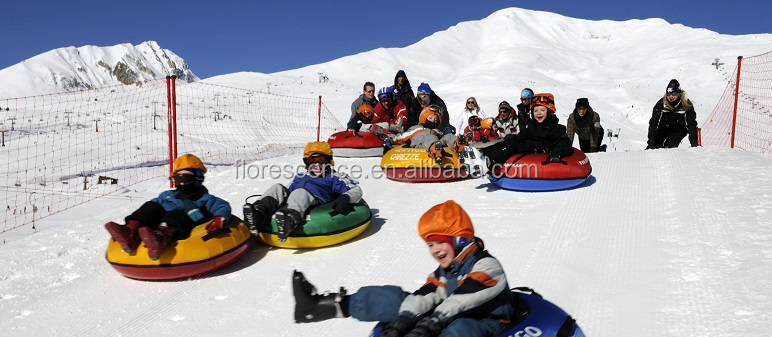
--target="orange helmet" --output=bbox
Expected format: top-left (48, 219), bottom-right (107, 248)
top-left (480, 117), bottom-right (495, 130)
top-left (530, 93), bottom-right (556, 113)
top-left (418, 105), bottom-right (443, 125)
top-left (357, 104), bottom-right (374, 118)
top-left (417, 200), bottom-right (474, 241)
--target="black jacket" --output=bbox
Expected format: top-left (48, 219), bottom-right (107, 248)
top-left (515, 103), bottom-right (531, 132)
top-left (393, 70), bottom-right (414, 110)
top-left (647, 97), bottom-right (698, 147)
top-left (482, 114), bottom-right (573, 164)
top-left (406, 90), bottom-right (449, 129)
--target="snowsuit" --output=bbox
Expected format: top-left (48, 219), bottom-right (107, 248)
top-left (407, 91), bottom-right (449, 130)
top-left (374, 99), bottom-right (409, 133)
top-left (350, 93), bottom-right (378, 120)
top-left (393, 70), bottom-right (415, 110)
top-left (515, 103), bottom-right (531, 132)
top-left (481, 114), bottom-right (573, 165)
top-left (566, 107), bottom-right (604, 153)
top-left (126, 186), bottom-right (231, 240)
top-left (455, 109), bottom-right (487, 136)
top-left (647, 96), bottom-right (699, 149)
top-left (462, 127), bottom-right (497, 143)
top-left (347, 240), bottom-right (514, 337)
top-left (258, 169), bottom-right (362, 216)
top-left (388, 125), bottom-right (458, 152)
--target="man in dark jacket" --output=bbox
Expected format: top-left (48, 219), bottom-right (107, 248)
top-left (481, 93), bottom-right (573, 165)
top-left (647, 79), bottom-right (699, 149)
top-left (406, 82), bottom-right (450, 131)
top-left (393, 70), bottom-right (414, 110)
top-left (567, 98), bottom-right (605, 153)
top-left (350, 82), bottom-right (377, 120)
top-left (515, 88), bottom-right (534, 132)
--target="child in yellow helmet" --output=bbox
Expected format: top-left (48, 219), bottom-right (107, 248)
top-left (104, 154), bottom-right (231, 260)
top-left (243, 141), bottom-right (362, 242)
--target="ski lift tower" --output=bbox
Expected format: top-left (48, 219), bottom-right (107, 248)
top-left (712, 58), bottom-right (724, 69)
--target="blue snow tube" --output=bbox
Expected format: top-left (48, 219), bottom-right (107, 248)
top-left (368, 288), bottom-right (584, 337)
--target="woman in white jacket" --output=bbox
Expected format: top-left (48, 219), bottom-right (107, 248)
top-left (455, 97), bottom-right (486, 135)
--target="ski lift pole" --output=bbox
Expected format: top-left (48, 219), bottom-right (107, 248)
top-left (317, 96), bottom-right (322, 142)
top-left (166, 76), bottom-right (174, 187)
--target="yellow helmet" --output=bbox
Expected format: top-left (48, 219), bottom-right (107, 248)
top-left (171, 153), bottom-right (207, 177)
top-left (303, 141), bottom-right (334, 166)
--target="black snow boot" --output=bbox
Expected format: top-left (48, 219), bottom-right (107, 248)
top-left (275, 208), bottom-right (303, 242)
top-left (293, 270), bottom-right (346, 323)
top-left (243, 197), bottom-right (280, 233)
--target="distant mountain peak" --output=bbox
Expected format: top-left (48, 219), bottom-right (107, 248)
top-left (0, 41), bottom-right (198, 97)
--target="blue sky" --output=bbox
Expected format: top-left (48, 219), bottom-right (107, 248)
top-left (2, 0), bottom-right (770, 79)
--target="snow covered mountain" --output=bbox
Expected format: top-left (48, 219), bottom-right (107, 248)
top-left (205, 8), bottom-right (772, 149)
top-left (0, 41), bottom-right (198, 97)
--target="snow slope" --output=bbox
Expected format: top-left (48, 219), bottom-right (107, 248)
top-left (1, 148), bottom-right (771, 336)
top-left (1, 7), bottom-right (772, 337)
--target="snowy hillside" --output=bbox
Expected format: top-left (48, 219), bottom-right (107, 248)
top-left (205, 8), bottom-right (771, 150)
top-left (1, 149), bottom-right (771, 337)
top-left (0, 41), bottom-right (198, 97)
top-left (1, 6), bottom-right (771, 337)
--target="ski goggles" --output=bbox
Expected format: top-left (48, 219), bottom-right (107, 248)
top-left (170, 174), bottom-right (198, 185)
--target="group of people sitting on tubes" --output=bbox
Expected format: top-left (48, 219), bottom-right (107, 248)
top-left (347, 71), bottom-right (700, 164)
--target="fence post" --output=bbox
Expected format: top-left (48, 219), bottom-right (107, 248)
top-left (171, 75), bottom-right (178, 160)
top-left (317, 96), bottom-right (322, 142)
top-left (166, 76), bottom-right (174, 187)
top-left (731, 56), bottom-right (743, 149)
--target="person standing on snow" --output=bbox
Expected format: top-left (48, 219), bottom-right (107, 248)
top-left (407, 82), bottom-right (450, 132)
top-left (566, 98), bottom-right (606, 153)
top-left (104, 154), bottom-right (231, 260)
top-left (291, 200), bottom-right (515, 337)
top-left (350, 82), bottom-right (378, 120)
top-left (646, 79), bottom-right (699, 149)
top-left (393, 70), bottom-right (415, 110)
top-left (242, 141), bottom-right (362, 242)
top-left (455, 97), bottom-right (486, 136)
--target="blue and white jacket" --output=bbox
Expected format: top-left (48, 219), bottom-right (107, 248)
top-left (288, 170), bottom-right (362, 204)
top-left (397, 240), bottom-right (514, 325)
top-left (151, 188), bottom-right (231, 223)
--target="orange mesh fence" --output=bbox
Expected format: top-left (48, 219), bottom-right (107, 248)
top-left (1, 79), bottom-right (342, 234)
top-left (702, 51), bottom-right (772, 157)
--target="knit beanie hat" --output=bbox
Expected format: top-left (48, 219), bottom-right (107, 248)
top-left (666, 79), bottom-right (681, 94)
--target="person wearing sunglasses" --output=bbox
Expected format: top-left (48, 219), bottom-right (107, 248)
top-left (515, 88), bottom-right (535, 131)
top-left (406, 82), bottom-right (449, 132)
top-left (350, 82), bottom-right (378, 120)
top-left (454, 97), bottom-right (487, 136)
top-left (567, 98), bottom-right (606, 153)
top-left (392, 70), bottom-right (415, 110)
top-left (479, 93), bottom-right (573, 165)
top-left (493, 101), bottom-right (518, 138)
top-left (104, 154), bottom-right (232, 260)
top-left (243, 141), bottom-right (362, 242)
top-left (646, 79), bottom-right (699, 149)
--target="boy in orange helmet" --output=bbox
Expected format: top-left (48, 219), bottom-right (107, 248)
top-left (104, 154), bottom-right (231, 260)
top-left (291, 200), bottom-right (514, 337)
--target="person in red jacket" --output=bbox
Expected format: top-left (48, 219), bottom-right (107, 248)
top-left (463, 115), bottom-right (495, 143)
top-left (373, 86), bottom-right (409, 133)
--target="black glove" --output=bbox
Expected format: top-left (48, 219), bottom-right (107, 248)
top-left (547, 154), bottom-right (561, 163)
top-left (331, 194), bottom-right (350, 213)
top-left (480, 135), bottom-right (489, 143)
top-left (404, 317), bottom-right (444, 337)
top-left (380, 316), bottom-right (416, 337)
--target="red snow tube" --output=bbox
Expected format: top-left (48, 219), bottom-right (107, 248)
top-left (488, 147), bottom-right (592, 191)
top-left (328, 131), bottom-right (384, 157)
